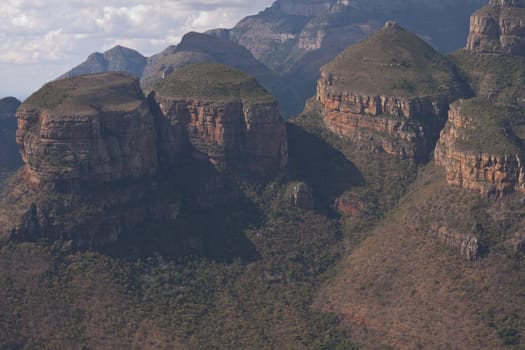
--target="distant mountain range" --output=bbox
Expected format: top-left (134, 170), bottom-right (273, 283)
top-left (59, 0), bottom-right (486, 117)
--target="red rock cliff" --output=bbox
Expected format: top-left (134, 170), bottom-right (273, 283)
top-left (154, 63), bottom-right (288, 173)
top-left (466, 0), bottom-right (525, 55)
top-left (435, 99), bottom-right (525, 197)
top-left (316, 22), bottom-right (464, 162)
top-left (17, 73), bottom-right (157, 190)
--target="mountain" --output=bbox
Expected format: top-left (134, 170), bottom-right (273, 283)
top-left (58, 45), bottom-right (147, 79)
top-left (304, 1), bottom-right (525, 348)
top-left (152, 62), bottom-right (288, 173)
top-left (141, 32), bottom-right (302, 117)
top-left (316, 21), bottom-right (468, 163)
top-left (0, 70), bottom-right (349, 349)
top-left (0, 64), bottom-right (288, 246)
top-left (207, 0), bottom-right (486, 116)
top-left (4, 1), bottom-right (525, 349)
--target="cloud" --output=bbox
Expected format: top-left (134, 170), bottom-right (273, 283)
top-left (0, 0), bottom-right (273, 62)
top-left (0, 0), bottom-right (273, 97)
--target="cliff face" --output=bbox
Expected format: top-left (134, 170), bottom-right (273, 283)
top-left (466, 0), bottom-right (525, 55)
top-left (435, 99), bottom-right (525, 197)
top-left (0, 72), bottom-right (174, 246)
top-left (17, 73), bottom-right (157, 190)
top-left (0, 65), bottom-right (289, 246)
top-left (0, 97), bottom-right (22, 172)
top-left (153, 63), bottom-right (288, 173)
top-left (316, 23), bottom-right (464, 162)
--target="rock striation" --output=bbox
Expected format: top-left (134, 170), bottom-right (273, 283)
top-left (0, 72), bottom-right (175, 246)
top-left (434, 99), bottom-right (525, 197)
top-left (0, 65), bottom-right (289, 246)
top-left (436, 1), bottom-right (525, 198)
top-left (316, 22), bottom-right (465, 162)
top-left (0, 97), bottom-right (22, 171)
top-left (17, 73), bottom-right (157, 190)
top-left (435, 225), bottom-right (480, 260)
top-left (153, 63), bottom-right (288, 173)
top-left (466, 0), bottom-right (525, 55)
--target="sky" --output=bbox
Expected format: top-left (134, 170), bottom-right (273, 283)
top-left (0, 0), bottom-right (274, 99)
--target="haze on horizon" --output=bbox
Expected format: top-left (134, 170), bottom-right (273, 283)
top-left (0, 0), bottom-right (274, 100)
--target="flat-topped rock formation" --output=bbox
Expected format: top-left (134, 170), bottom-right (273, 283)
top-left (17, 72), bottom-right (157, 190)
top-left (435, 99), bottom-right (525, 198)
top-left (153, 63), bottom-right (288, 173)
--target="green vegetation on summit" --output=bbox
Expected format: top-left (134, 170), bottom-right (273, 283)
top-left (25, 72), bottom-right (145, 113)
top-left (154, 63), bottom-right (275, 103)
top-left (323, 22), bottom-right (464, 98)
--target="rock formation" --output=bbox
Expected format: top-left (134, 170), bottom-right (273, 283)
top-left (316, 22), bottom-right (465, 162)
top-left (466, 0), bottom-right (525, 55)
top-left (0, 65), bottom-right (289, 246)
top-left (0, 97), bottom-right (22, 171)
top-left (152, 63), bottom-right (288, 173)
top-left (287, 182), bottom-right (314, 210)
top-left (435, 225), bottom-right (479, 260)
top-left (0, 72), bottom-right (175, 246)
top-left (436, 1), bottom-right (525, 198)
top-left (58, 45), bottom-right (147, 80)
top-left (434, 99), bottom-right (525, 197)
top-left (17, 73), bottom-right (157, 190)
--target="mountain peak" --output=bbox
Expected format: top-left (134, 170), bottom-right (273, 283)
top-left (382, 20), bottom-right (404, 31)
top-left (58, 45), bottom-right (147, 80)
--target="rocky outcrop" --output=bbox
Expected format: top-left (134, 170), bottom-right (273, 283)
top-left (58, 46), bottom-right (147, 80)
top-left (434, 99), bottom-right (525, 197)
top-left (287, 182), bottom-right (314, 209)
top-left (317, 23), bottom-right (464, 162)
top-left (0, 72), bottom-right (174, 246)
top-left (17, 73), bottom-right (157, 190)
top-left (153, 63), bottom-right (288, 173)
top-left (466, 0), bottom-right (525, 55)
top-left (0, 63), bottom-right (292, 246)
top-left (0, 97), bottom-right (22, 171)
top-left (435, 225), bottom-right (479, 260)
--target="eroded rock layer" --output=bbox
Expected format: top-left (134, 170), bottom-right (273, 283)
top-left (317, 22), bottom-right (464, 162)
top-left (0, 72), bottom-right (172, 246)
top-left (153, 63), bottom-right (288, 172)
top-left (466, 0), bottom-right (525, 55)
top-left (435, 99), bottom-right (525, 197)
top-left (17, 73), bottom-right (157, 190)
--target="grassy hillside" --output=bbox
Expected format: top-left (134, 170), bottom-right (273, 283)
top-left (322, 23), bottom-right (465, 98)
top-left (318, 162), bottom-right (525, 349)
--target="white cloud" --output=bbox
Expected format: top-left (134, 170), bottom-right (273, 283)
top-left (0, 0), bottom-right (274, 98)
